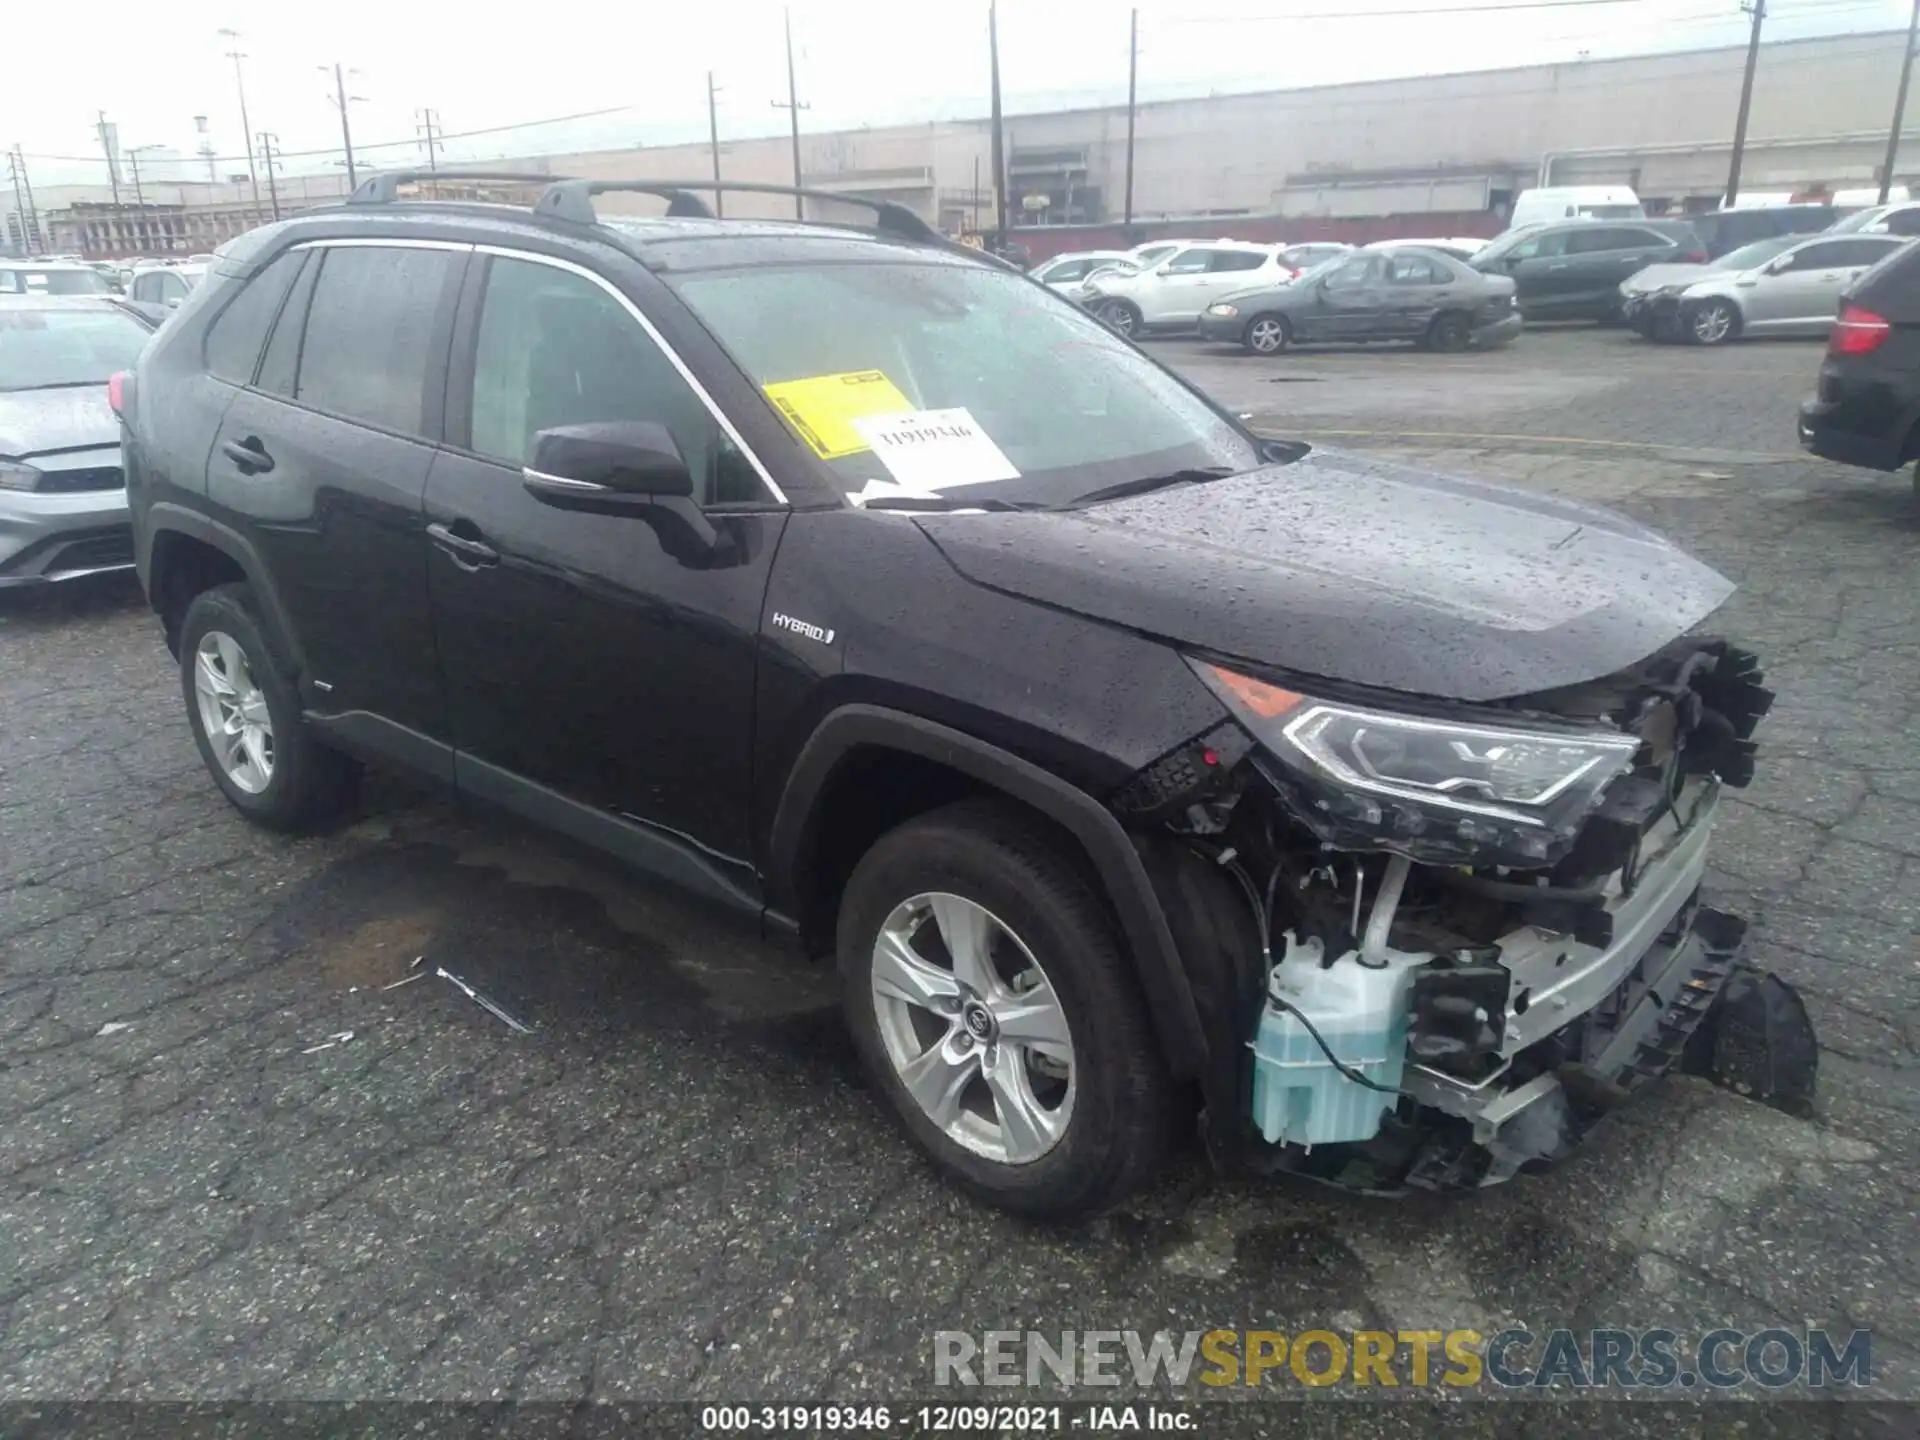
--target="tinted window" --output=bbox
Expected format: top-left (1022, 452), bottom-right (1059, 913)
top-left (1040, 259), bottom-right (1090, 282)
top-left (1209, 250), bottom-right (1268, 273)
top-left (1565, 227), bottom-right (1651, 255)
top-left (1798, 239), bottom-right (1905, 268)
top-left (1385, 253), bottom-right (1449, 284)
top-left (1163, 248), bottom-right (1216, 275)
top-left (255, 254), bottom-right (321, 395)
top-left (292, 246), bottom-right (459, 436)
top-left (1884, 207), bottom-right (1920, 236)
top-left (467, 255), bottom-right (758, 504)
top-left (205, 250), bottom-right (306, 385)
top-left (1323, 255), bottom-right (1382, 288)
top-left (1504, 230), bottom-right (1569, 261)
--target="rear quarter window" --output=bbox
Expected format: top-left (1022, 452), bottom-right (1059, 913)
top-left (203, 251), bottom-right (307, 384)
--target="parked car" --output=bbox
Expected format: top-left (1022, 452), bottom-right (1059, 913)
top-left (1505, 185), bottom-right (1644, 231)
top-left (1800, 235), bottom-right (1920, 497)
top-left (124, 262), bottom-right (209, 323)
top-left (120, 175), bottom-right (1787, 1221)
top-left (1827, 200), bottom-right (1920, 236)
top-left (0, 261), bottom-right (115, 297)
top-left (1077, 241), bottom-right (1288, 336)
top-left (1619, 235), bottom-right (1803, 339)
top-left (1660, 233), bottom-right (1909, 345)
top-left (1197, 246), bottom-right (1520, 353)
top-left (1275, 242), bottom-right (1353, 273)
top-left (1028, 251), bottom-right (1139, 293)
top-left (0, 294), bottom-right (156, 586)
top-left (1687, 204), bottom-right (1838, 259)
top-left (1473, 219), bottom-right (1705, 322)
top-left (1363, 237), bottom-right (1488, 263)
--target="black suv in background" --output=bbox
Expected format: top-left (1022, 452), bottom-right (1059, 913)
top-left (119, 173), bottom-right (1794, 1221)
top-left (1799, 235), bottom-right (1920, 498)
top-left (1473, 219), bottom-right (1705, 321)
top-left (1688, 203), bottom-right (1839, 258)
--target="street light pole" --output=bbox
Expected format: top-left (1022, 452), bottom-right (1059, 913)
top-left (217, 29), bottom-right (259, 204)
top-left (782, 9), bottom-right (804, 216)
top-left (258, 133), bottom-right (282, 220)
top-left (331, 63), bottom-right (359, 190)
top-left (1879, 0), bottom-right (1920, 203)
top-left (1124, 7), bottom-right (1139, 229)
top-left (708, 72), bottom-right (724, 217)
top-left (989, 1), bottom-right (1006, 247)
top-left (96, 111), bottom-right (121, 206)
top-left (1724, 0), bottom-right (1767, 206)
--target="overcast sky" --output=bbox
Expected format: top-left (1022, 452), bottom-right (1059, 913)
top-left (8, 0), bottom-right (1912, 185)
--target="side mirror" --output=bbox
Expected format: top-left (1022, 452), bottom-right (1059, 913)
top-left (163, 296), bottom-right (182, 310)
top-left (1155, 262), bottom-right (1174, 275)
top-left (1764, 256), bottom-right (1794, 276)
top-left (523, 421), bottom-right (720, 564)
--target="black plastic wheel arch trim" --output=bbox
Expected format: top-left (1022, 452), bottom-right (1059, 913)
top-left (767, 704), bottom-right (1211, 1078)
top-left (141, 503), bottom-right (309, 674)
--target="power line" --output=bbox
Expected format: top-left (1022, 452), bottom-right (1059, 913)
top-left (1159, 0), bottom-right (1646, 22)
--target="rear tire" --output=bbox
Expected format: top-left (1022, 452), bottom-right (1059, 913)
top-left (1242, 314), bottom-right (1290, 355)
top-left (837, 800), bottom-right (1174, 1222)
top-left (179, 584), bottom-right (358, 832)
top-left (1425, 312), bottom-right (1473, 353)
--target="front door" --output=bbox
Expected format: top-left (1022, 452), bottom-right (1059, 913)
top-left (1305, 253), bottom-right (1390, 340)
top-left (423, 250), bottom-right (788, 887)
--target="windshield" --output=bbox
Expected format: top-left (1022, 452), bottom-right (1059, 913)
top-left (1131, 243), bottom-right (1179, 267)
top-left (1826, 208), bottom-right (1883, 234)
top-left (1715, 236), bottom-right (1801, 270)
top-left (0, 306), bottom-right (152, 391)
top-left (670, 260), bottom-right (1262, 508)
top-left (0, 267), bottom-right (112, 296)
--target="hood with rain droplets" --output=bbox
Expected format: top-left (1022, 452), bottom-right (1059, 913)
top-left (911, 448), bottom-right (1734, 702)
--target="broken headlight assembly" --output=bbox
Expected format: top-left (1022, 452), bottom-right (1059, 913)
top-left (1190, 659), bottom-right (1640, 868)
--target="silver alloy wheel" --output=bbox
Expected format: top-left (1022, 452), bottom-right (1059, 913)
top-left (1099, 300), bottom-right (1137, 336)
top-left (870, 891), bottom-right (1075, 1165)
top-left (193, 630), bottom-right (275, 794)
top-left (1692, 302), bottom-right (1734, 344)
top-left (1247, 318), bottom-right (1286, 353)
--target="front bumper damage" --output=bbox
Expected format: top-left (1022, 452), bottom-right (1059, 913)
top-left (1126, 637), bottom-right (1817, 1197)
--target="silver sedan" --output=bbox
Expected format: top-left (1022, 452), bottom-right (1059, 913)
top-left (0, 295), bottom-right (155, 587)
top-left (1668, 233), bottom-right (1909, 345)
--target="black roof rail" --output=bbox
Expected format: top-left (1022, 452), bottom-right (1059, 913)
top-left (532, 178), bottom-right (946, 246)
top-left (348, 169), bottom-right (571, 204)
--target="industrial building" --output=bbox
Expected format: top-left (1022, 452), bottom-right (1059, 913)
top-left (10, 29), bottom-right (1917, 258)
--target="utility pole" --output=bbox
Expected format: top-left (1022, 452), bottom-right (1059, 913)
top-left (1880, 0), bottom-right (1920, 203)
top-left (1124, 7), bottom-right (1139, 228)
top-left (258, 133), bottom-right (282, 220)
top-left (989, 1), bottom-right (1006, 246)
top-left (1724, 0), bottom-right (1766, 206)
top-left (772, 8), bottom-right (808, 217)
top-left (327, 63), bottom-right (361, 190)
top-left (128, 149), bottom-right (147, 209)
top-left (416, 109), bottom-right (442, 171)
top-left (217, 30), bottom-right (259, 204)
top-left (707, 72), bottom-right (724, 217)
top-left (96, 111), bottom-right (122, 206)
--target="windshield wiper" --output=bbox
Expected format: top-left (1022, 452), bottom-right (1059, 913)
top-left (3, 380), bottom-right (109, 392)
top-left (1059, 466), bottom-right (1239, 511)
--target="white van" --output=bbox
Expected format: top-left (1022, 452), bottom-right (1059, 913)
top-left (1506, 185), bottom-right (1645, 231)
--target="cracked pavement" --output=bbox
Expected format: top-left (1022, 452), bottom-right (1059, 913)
top-left (2, 326), bottom-right (1916, 1423)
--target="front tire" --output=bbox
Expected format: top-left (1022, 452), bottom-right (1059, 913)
top-left (837, 800), bottom-right (1173, 1222)
top-left (179, 584), bottom-right (357, 832)
top-left (1242, 314), bottom-right (1290, 355)
top-left (1688, 298), bottom-right (1740, 346)
top-left (1096, 299), bottom-right (1142, 338)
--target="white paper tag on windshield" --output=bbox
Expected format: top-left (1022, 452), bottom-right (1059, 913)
top-left (851, 408), bottom-right (1020, 492)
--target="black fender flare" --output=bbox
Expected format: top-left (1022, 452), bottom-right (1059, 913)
top-left (143, 501), bottom-right (307, 674)
top-left (767, 704), bottom-right (1209, 1079)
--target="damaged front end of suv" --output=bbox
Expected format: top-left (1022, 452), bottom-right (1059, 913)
top-left (1115, 634), bottom-right (1813, 1196)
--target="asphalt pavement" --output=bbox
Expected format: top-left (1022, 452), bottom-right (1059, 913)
top-left (3, 325), bottom-right (1917, 1428)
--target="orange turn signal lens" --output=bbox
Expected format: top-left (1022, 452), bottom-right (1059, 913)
top-left (1201, 664), bottom-right (1304, 720)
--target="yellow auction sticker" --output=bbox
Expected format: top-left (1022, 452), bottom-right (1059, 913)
top-left (764, 370), bottom-right (913, 459)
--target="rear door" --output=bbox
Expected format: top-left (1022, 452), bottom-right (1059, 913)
top-left (206, 239), bottom-right (466, 743)
top-left (1500, 228), bottom-right (1573, 313)
top-left (1379, 251), bottom-right (1456, 338)
top-left (1558, 226), bottom-right (1671, 314)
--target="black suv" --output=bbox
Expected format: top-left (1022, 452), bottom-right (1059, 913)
top-left (1799, 234), bottom-right (1920, 499)
top-left (1473, 219), bottom-right (1705, 321)
top-left (119, 173), bottom-right (1801, 1221)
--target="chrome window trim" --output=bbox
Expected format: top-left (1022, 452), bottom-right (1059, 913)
top-left (291, 237), bottom-right (476, 253)
top-left (472, 243), bottom-right (786, 505)
top-left (521, 467), bottom-right (604, 491)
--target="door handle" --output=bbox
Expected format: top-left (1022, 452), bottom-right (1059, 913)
top-left (220, 436), bottom-right (274, 474)
top-left (426, 522), bottom-right (500, 568)
top-left (1546, 261), bottom-right (1570, 270)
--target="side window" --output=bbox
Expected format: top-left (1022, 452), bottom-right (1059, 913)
top-left (1209, 250), bottom-right (1268, 273)
top-left (1786, 242), bottom-right (1850, 270)
top-left (1507, 231), bottom-right (1567, 261)
top-left (158, 273), bottom-right (189, 303)
top-left (1324, 255), bottom-right (1381, 288)
top-left (1565, 227), bottom-right (1637, 255)
top-left (0, 271), bottom-right (19, 295)
top-left (1886, 207), bottom-right (1920, 236)
top-left (255, 254), bottom-right (321, 396)
top-left (1385, 254), bottom-right (1447, 285)
top-left (466, 255), bottom-right (755, 504)
top-left (1162, 249), bottom-right (1215, 275)
top-left (204, 250), bottom-right (306, 385)
top-left (130, 274), bottom-right (155, 302)
top-left (292, 246), bottom-right (462, 437)
top-left (1826, 239), bottom-right (1904, 267)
